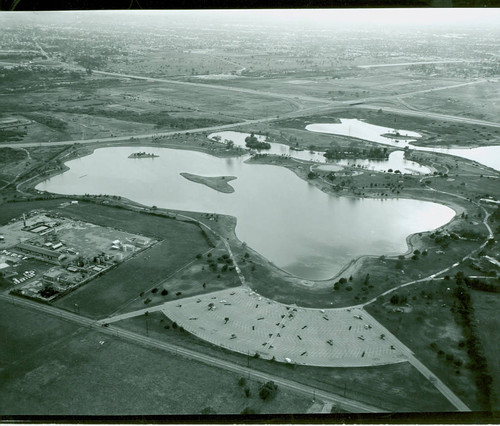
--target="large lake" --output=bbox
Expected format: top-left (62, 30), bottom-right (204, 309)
top-left (306, 119), bottom-right (500, 172)
top-left (36, 146), bottom-right (455, 280)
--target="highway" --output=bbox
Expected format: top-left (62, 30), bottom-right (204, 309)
top-left (358, 104), bottom-right (500, 129)
top-left (93, 70), bottom-right (332, 106)
top-left (0, 293), bottom-right (384, 413)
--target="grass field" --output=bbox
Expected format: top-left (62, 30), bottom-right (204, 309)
top-left (0, 299), bottom-right (80, 370)
top-left (125, 249), bottom-right (241, 313)
top-left (365, 279), bottom-right (483, 410)
top-left (0, 300), bottom-right (310, 415)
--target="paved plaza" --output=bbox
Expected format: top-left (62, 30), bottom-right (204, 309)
top-left (157, 287), bottom-right (408, 367)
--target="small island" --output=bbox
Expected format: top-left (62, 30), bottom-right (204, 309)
top-left (128, 152), bottom-right (160, 159)
top-left (245, 133), bottom-right (271, 150)
top-left (180, 172), bottom-right (237, 193)
top-left (380, 131), bottom-right (416, 140)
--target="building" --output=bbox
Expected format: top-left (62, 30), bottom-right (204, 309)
top-left (42, 269), bottom-right (65, 286)
top-left (15, 243), bottom-right (60, 263)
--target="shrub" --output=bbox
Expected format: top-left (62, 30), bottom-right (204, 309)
top-left (161, 289), bottom-right (168, 296)
top-left (259, 381), bottom-right (278, 401)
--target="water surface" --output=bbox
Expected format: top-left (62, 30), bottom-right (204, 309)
top-left (306, 119), bottom-right (500, 171)
top-left (36, 146), bottom-right (455, 280)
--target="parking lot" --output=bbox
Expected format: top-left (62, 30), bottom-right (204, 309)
top-left (160, 287), bottom-right (408, 367)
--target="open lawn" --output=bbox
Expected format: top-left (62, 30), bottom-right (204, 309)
top-left (125, 248), bottom-right (241, 313)
top-left (366, 279), bottom-right (483, 410)
top-left (0, 301), bottom-right (310, 415)
top-left (0, 299), bottom-right (80, 370)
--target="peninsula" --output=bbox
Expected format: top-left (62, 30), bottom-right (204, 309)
top-left (180, 172), bottom-right (237, 193)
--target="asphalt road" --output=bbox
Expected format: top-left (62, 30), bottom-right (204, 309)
top-left (358, 104), bottom-right (500, 129)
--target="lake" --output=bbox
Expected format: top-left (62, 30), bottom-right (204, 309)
top-left (36, 146), bottom-right (455, 280)
top-left (306, 119), bottom-right (500, 172)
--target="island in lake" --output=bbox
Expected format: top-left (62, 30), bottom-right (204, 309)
top-left (128, 152), bottom-right (160, 159)
top-left (180, 172), bottom-right (237, 193)
top-left (380, 132), bottom-right (416, 140)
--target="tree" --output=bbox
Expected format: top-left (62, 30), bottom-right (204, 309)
top-left (259, 381), bottom-right (278, 401)
top-left (238, 377), bottom-right (247, 387)
top-left (390, 294), bottom-right (400, 305)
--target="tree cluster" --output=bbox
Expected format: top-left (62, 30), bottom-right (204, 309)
top-left (451, 272), bottom-right (493, 409)
top-left (324, 146), bottom-right (388, 160)
top-left (245, 133), bottom-right (271, 150)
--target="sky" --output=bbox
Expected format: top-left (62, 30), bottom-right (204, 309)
top-left (2, 8), bottom-right (500, 30)
top-left (112, 8), bottom-right (500, 28)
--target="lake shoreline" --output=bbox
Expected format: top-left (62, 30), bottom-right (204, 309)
top-left (31, 142), bottom-right (461, 285)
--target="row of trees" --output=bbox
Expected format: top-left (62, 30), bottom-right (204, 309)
top-left (451, 272), bottom-right (493, 410)
top-left (324, 146), bottom-right (388, 160)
